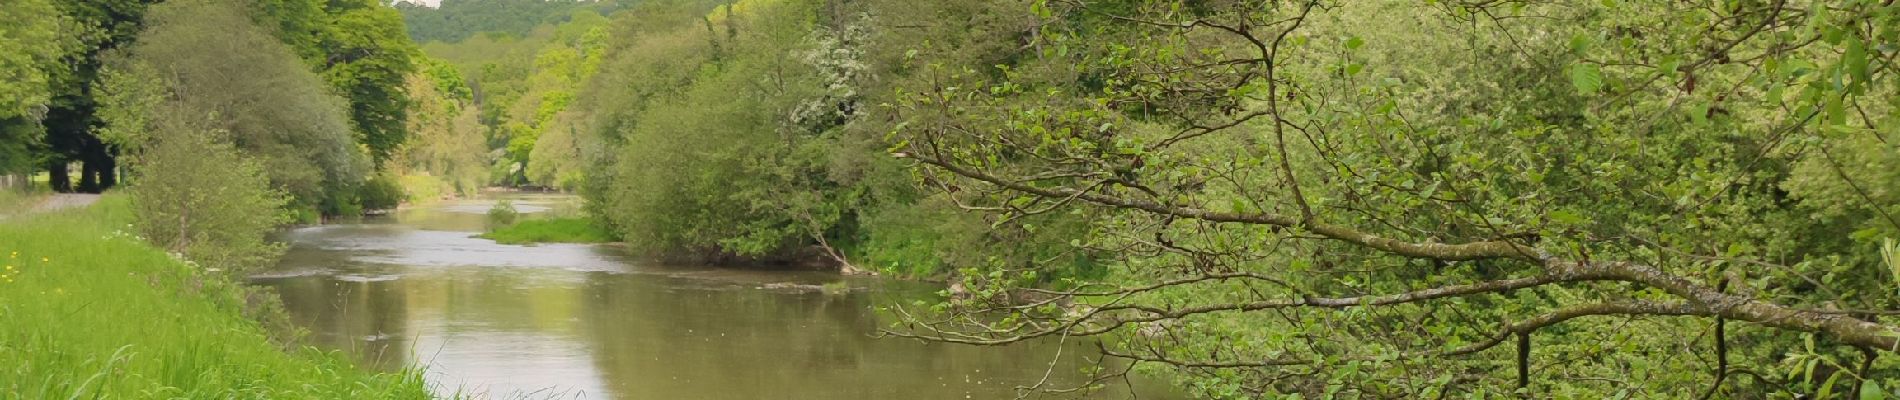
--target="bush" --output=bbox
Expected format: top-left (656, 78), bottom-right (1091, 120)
top-left (318, 190), bottom-right (364, 218)
top-left (486, 200), bottom-right (519, 228)
top-left (359, 174), bottom-right (406, 211)
top-left (127, 128), bottom-right (287, 273)
top-left (479, 217), bottom-right (615, 244)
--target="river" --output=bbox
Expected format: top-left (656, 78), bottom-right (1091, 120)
top-left (250, 194), bottom-right (1180, 399)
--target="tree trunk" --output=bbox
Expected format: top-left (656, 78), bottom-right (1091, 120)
top-left (47, 160), bottom-right (70, 193)
top-left (78, 160), bottom-right (100, 193)
top-left (97, 153), bottom-right (116, 190)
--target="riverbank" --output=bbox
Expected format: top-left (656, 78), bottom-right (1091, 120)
top-left (0, 195), bottom-right (435, 398)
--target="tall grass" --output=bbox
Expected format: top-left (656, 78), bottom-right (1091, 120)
top-left (0, 189), bottom-right (47, 216)
top-left (0, 195), bottom-right (435, 399)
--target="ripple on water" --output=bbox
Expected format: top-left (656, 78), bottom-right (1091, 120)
top-left (334, 274), bottom-right (401, 283)
top-left (280, 226), bottom-right (628, 273)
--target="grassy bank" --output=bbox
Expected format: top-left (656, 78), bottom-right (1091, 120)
top-left (480, 217), bottom-right (615, 245)
top-left (0, 195), bottom-right (434, 399)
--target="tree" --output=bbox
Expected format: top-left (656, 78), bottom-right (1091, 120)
top-left (95, 3), bottom-right (292, 268)
top-left (883, 0), bottom-right (1900, 397)
top-left (321, 2), bottom-right (419, 167)
top-left (0, 0), bottom-right (72, 175)
top-left (256, 0), bottom-right (421, 168)
top-left (103, 0), bottom-right (368, 212)
top-left (396, 0), bottom-right (628, 44)
top-left (38, 0), bottom-right (156, 192)
top-left (395, 58), bottom-right (490, 197)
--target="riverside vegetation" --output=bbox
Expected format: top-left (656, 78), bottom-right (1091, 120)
top-left (3, 0), bottom-right (1900, 398)
top-left (0, 196), bottom-right (434, 398)
top-left (416, 0), bottom-right (1900, 397)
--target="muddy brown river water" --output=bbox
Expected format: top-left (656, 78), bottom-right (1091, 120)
top-left (251, 194), bottom-right (1180, 399)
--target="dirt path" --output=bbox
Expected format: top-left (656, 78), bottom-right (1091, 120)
top-left (2, 194), bottom-right (101, 221)
top-left (33, 194), bottom-right (101, 213)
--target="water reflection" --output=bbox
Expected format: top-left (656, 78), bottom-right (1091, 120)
top-left (255, 195), bottom-right (1177, 399)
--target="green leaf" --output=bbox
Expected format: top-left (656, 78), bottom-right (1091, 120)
top-left (1820, 371), bottom-right (1844, 399)
top-left (1569, 63), bottom-right (1603, 94)
top-left (1550, 209), bottom-right (1589, 225)
top-left (1567, 33), bottom-right (1593, 54)
top-left (1863, 381), bottom-right (1888, 400)
top-left (1845, 36), bottom-right (1870, 85)
top-left (1344, 36), bottom-right (1364, 50)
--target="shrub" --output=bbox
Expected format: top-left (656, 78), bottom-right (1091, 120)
top-left (126, 128), bottom-right (287, 273)
top-left (359, 174), bottom-right (406, 211)
top-left (479, 217), bottom-right (614, 244)
top-left (486, 200), bottom-right (519, 228)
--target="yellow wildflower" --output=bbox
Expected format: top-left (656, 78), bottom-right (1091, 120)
top-left (40, 257), bottom-right (47, 262)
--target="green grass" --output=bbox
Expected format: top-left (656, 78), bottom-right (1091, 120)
top-left (0, 194), bottom-right (435, 399)
top-left (479, 217), bottom-right (616, 245)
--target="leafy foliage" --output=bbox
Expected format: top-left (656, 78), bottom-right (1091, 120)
top-left (487, 199), bottom-right (520, 228)
top-left (358, 174), bottom-right (406, 211)
top-left (396, 0), bottom-right (627, 44)
top-left (395, 58), bottom-right (489, 197)
top-left (103, 0), bottom-right (369, 211)
top-left (0, 0), bottom-right (72, 120)
top-left (126, 126), bottom-right (288, 273)
top-left (0, 0), bottom-right (69, 174)
top-left (479, 217), bottom-right (615, 244)
top-left (869, 0), bottom-right (1900, 397)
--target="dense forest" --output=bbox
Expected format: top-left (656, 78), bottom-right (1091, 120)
top-left (5, 0), bottom-right (1900, 398)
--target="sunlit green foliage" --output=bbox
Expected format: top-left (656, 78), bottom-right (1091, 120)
top-left (544, 0), bottom-right (1097, 277)
top-left (581, 0), bottom-right (844, 259)
top-left (871, 0), bottom-right (1900, 397)
top-left (0, 0), bottom-right (70, 121)
top-left (34, 0), bottom-right (153, 192)
top-left (257, 0), bottom-right (421, 167)
top-left (480, 217), bottom-right (615, 244)
top-left (409, 7), bottom-right (613, 187)
top-left (395, 58), bottom-right (489, 197)
top-left (396, 0), bottom-right (627, 44)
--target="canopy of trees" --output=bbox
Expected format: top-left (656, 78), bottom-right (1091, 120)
top-left (522, 0), bottom-right (1900, 397)
top-left (877, 1), bottom-right (1900, 398)
top-left (396, 0), bottom-right (628, 44)
top-left (394, 58), bottom-right (489, 198)
top-left (0, 0), bottom-right (73, 175)
top-left (100, 0), bottom-right (372, 213)
top-left (9, 0), bottom-right (1895, 397)
top-left (3, 0), bottom-right (421, 206)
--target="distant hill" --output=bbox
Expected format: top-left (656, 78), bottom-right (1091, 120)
top-left (395, 0), bottom-right (626, 44)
